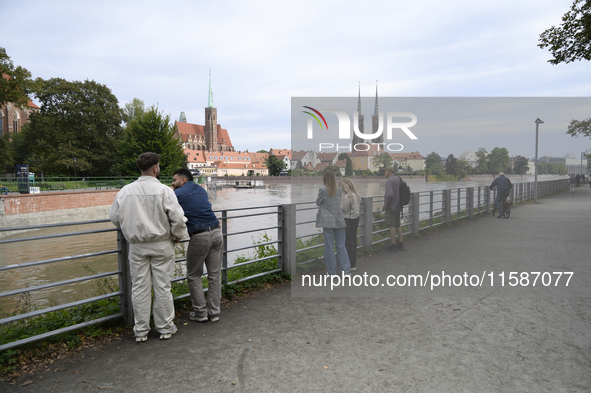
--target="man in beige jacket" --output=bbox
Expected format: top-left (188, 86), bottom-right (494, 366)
top-left (109, 152), bottom-right (188, 342)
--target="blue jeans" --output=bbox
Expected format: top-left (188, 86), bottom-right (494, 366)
top-left (322, 227), bottom-right (351, 275)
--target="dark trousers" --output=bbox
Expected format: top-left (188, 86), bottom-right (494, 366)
top-left (345, 217), bottom-right (359, 268)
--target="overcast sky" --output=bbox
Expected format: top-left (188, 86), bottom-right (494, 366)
top-left (2, 0), bottom-right (589, 158)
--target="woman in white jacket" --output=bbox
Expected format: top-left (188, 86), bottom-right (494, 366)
top-left (339, 178), bottom-right (361, 271)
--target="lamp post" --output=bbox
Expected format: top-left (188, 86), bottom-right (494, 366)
top-left (534, 118), bottom-right (543, 203)
top-left (73, 157), bottom-right (77, 183)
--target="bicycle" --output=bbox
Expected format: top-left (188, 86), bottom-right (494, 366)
top-left (492, 190), bottom-right (511, 219)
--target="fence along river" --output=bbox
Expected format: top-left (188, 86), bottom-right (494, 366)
top-left (0, 175), bottom-right (565, 312)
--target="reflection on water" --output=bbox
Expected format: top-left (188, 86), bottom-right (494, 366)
top-left (0, 175), bottom-right (563, 311)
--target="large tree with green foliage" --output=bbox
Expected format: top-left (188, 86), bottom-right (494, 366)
top-left (513, 155), bottom-right (529, 175)
top-left (475, 147), bottom-right (489, 174)
top-left (445, 154), bottom-right (458, 176)
top-left (21, 78), bottom-right (123, 176)
top-left (487, 147), bottom-right (511, 174)
top-left (123, 98), bottom-right (145, 124)
top-left (117, 106), bottom-right (187, 176)
top-left (265, 154), bottom-right (286, 176)
top-left (0, 47), bottom-right (34, 110)
top-left (538, 0), bottom-right (591, 65)
top-left (425, 152), bottom-right (441, 169)
top-left (373, 152), bottom-right (393, 171)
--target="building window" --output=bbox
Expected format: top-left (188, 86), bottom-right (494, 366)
top-left (13, 111), bottom-right (19, 134)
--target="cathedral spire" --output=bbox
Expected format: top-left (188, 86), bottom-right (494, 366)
top-left (374, 80), bottom-right (379, 116)
top-left (207, 70), bottom-right (214, 108)
top-left (357, 81), bottom-right (362, 113)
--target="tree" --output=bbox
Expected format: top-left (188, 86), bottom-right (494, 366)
top-left (257, 149), bottom-right (268, 153)
top-left (456, 160), bottom-right (472, 179)
top-left (0, 135), bottom-right (12, 169)
top-left (0, 47), bottom-right (35, 109)
top-left (425, 152), bottom-right (441, 169)
top-left (513, 155), bottom-right (530, 175)
top-left (338, 152), bottom-right (354, 176)
top-left (22, 78), bottom-right (124, 176)
top-left (373, 152), bottom-right (393, 171)
top-left (567, 117), bottom-right (591, 138)
top-left (123, 98), bottom-right (145, 123)
top-left (445, 154), bottom-right (458, 176)
top-left (487, 147), bottom-right (511, 175)
top-left (117, 106), bottom-right (187, 176)
top-left (265, 155), bottom-right (286, 176)
top-left (325, 164), bottom-right (341, 176)
top-left (538, 0), bottom-right (591, 64)
top-left (475, 147), bottom-right (489, 174)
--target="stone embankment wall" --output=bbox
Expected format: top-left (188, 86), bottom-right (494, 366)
top-left (0, 191), bottom-right (117, 238)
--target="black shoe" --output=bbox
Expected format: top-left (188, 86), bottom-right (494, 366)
top-left (397, 243), bottom-right (405, 251)
top-left (386, 244), bottom-right (398, 252)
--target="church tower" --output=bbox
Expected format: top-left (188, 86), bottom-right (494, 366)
top-left (204, 71), bottom-right (218, 151)
top-left (352, 83), bottom-right (365, 146)
top-left (372, 81), bottom-right (383, 144)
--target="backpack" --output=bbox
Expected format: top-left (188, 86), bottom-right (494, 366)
top-left (397, 176), bottom-right (411, 206)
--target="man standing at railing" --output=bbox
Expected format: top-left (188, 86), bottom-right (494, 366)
top-left (172, 168), bottom-right (223, 324)
top-left (109, 152), bottom-right (188, 342)
top-left (384, 166), bottom-right (405, 252)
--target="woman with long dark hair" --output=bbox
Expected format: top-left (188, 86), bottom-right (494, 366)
top-left (315, 170), bottom-right (351, 275)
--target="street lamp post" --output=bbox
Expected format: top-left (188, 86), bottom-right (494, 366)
top-left (534, 118), bottom-right (543, 203)
top-left (74, 157), bottom-right (77, 183)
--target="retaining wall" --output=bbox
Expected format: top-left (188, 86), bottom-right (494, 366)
top-left (0, 191), bottom-right (117, 238)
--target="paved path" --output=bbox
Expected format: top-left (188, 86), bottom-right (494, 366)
top-left (5, 187), bottom-right (591, 393)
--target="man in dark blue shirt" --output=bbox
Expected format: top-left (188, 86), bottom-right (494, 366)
top-left (489, 172), bottom-right (512, 218)
top-left (172, 169), bottom-right (223, 323)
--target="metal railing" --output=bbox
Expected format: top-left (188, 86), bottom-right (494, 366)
top-left (292, 178), bottom-right (569, 270)
top-left (0, 178), bottom-right (568, 351)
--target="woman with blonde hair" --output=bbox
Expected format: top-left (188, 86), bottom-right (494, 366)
top-left (315, 170), bottom-right (350, 276)
top-left (339, 177), bottom-right (361, 271)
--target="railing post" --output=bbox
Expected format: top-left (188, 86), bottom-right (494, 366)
top-left (280, 204), bottom-right (296, 277)
top-left (117, 229), bottom-right (133, 326)
top-left (221, 210), bottom-right (228, 286)
top-left (444, 189), bottom-right (452, 224)
top-left (484, 186), bottom-right (490, 214)
top-left (467, 187), bottom-right (474, 219)
top-left (411, 193), bottom-right (420, 236)
top-left (361, 197), bottom-right (374, 250)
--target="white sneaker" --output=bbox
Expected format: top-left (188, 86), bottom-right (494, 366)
top-left (135, 335), bottom-right (148, 343)
top-left (159, 325), bottom-right (178, 340)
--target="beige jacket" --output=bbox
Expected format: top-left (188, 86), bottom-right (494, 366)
top-left (109, 176), bottom-right (188, 244)
top-left (341, 193), bottom-right (360, 220)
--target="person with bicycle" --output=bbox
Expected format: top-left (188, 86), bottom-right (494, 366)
top-left (490, 172), bottom-right (512, 219)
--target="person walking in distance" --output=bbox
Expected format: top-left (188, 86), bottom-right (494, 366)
top-left (339, 177), bottom-right (361, 272)
top-left (569, 174), bottom-right (576, 193)
top-left (316, 170), bottom-right (351, 276)
top-left (384, 167), bottom-right (404, 252)
top-left (109, 152), bottom-right (188, 342)
top-left (489, 172), bottom-right (512, 218)
top-left (172, 169), bottom-right (223, 323)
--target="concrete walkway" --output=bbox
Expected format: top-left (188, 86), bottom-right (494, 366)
top-left (5, 187), bottom-right (591, 393)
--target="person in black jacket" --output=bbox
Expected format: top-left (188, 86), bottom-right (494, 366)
top-left (489, 172), bottom-right (512, 219)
